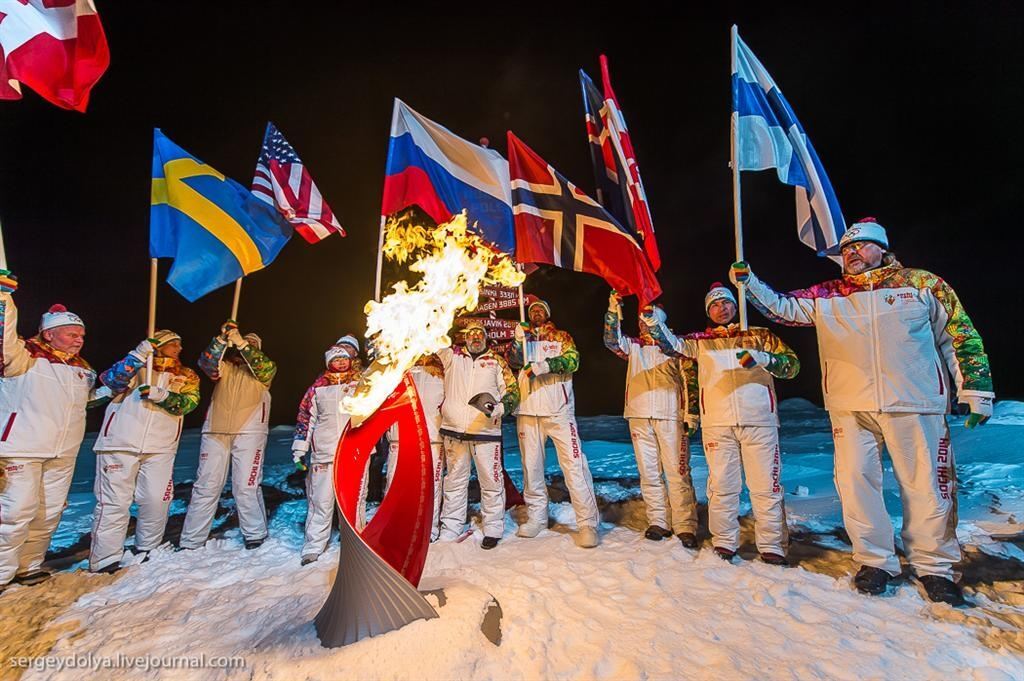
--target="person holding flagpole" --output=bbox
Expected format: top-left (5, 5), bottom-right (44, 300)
top-left (180, 321), bottom-right (277, 551)
top-left (642, 284), bottom-right (799, 564)
top-left (90, 331), bottom-right (200, 572)
top-left (0, 277), bottom-right (110, 592)
top-left (731, 218), bottom-right (994, 604)
top-left (604, 292), bottom-right (700, 547)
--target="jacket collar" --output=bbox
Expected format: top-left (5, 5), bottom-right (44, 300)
top-left (843, 260), bottom-right (903, 287)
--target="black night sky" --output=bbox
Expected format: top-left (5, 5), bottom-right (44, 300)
top-left (1, 2), bottom-right (1021, 429)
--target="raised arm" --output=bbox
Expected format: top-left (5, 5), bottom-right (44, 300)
top-left (238, 344), bottom-right (277, 387)
top-left (198, 335), bottom-right (229, 380)
top-left (731, 262), bottom-right (817, 327)
top-left (0, 286), bottom-right (32, 378)
top-left (100, 340), bottom-right (155, 394)
top-left (603, 291), bottom-right (632, 360)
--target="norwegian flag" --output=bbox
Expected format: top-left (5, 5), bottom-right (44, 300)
top-left (507, 131), bottom-right (661, 306)
top-left (580, 55), bottom-right (661, 271)
top-left (251, 122), bottom-right (344, 244)
top-left (0, 0), bottom-right (110, 112)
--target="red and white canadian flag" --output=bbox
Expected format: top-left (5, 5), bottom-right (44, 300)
top-left (0, 0), bottom-right (110, 112)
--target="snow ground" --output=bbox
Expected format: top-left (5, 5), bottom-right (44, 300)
top-left (2, 400), bottom-right (1023, 680)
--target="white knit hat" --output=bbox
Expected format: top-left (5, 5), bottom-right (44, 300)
top-left (325, 335), bottom-right (360, 365)
top-left (704, 282), bottom-right (737, 312)
top-left (152, 329), bottom-right (181, 347)
top-left (826, 217), bottom-right (890, 255)
top-left (39, 304), bottom-right (84, 332)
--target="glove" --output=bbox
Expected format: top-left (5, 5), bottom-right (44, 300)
top-left (965, 413), bottom-right (989, 429)
top-left (139, 385), bottom-right (169, 402)
top-left (524, 360), bottom-right (550, 379)
top-left (514, 322), bottom-right (528, 344)
top-left (226, 327), bottom-right (247, 349)
top-left (736, 349), bottom-right (769, 369)
top-left (729, 261), bottom-right (751, 286)
top-left (639, 307), bottom-right (659, 329)
top-left (608, 289), bottom-right (622, 316)
top-left (132, 338), bottom-right (156, 360)
top-left (683, 416), bottom-right (700, 434)
top-left (219, 319), bottom-right (237, 343)
top-left (490, 401), bottom-right (505, 421)
top-left (291, 443), bottom-right (309, 471)
top-left (0, 269), bottom-right (18, 294)
top-left (960, 392), bottom-right (993, 428)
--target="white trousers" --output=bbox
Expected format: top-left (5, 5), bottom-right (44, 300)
top-left (90, 451), bottom-right (175, 570)
top-left (439, 437), bottom-right (505, 538)
top-left (830, 411), bottom-right (959, 578)
top-left (387, 441), bottom-right (444, 541)
top-left (0, 452), bottom-right (77, 584)
top-left (628, 418), bottom-right (697, 534)
top-left (702, 425), bottom-right (787, 555)
top-left (303, 461), bottom-right (336, 557)
top-left (517, 413), bottom-right (599, 529)
top-left (180, 431), bottom-right (268, 548)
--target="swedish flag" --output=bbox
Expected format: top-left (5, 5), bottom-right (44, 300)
top-left (150, 129), bottom-right (292, 302)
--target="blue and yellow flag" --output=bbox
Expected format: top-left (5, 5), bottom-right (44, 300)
top-left (150, 129), bottom-right (292, 302)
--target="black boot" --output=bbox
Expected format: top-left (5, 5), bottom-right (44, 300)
top-left (92, 562), bottom-right (122, 575)
top-left (919, 575), bottom-right (966, 606)
top-left (714, 547), bottom-right (736, 562)
top-left (481, 536), bottom-right (500, 550)
top-left (12, 570), bottom-right (51, 586)
top-left (760, 552), bottom-right (790, 567)
top-left (854, 566), bottom-right (892, 595)
top-left (244, 537), bottom-right (266, 550)
top-left (677, 532), bottom-right (698, 549)
top-left (644, 525), bottom-right (672, 541)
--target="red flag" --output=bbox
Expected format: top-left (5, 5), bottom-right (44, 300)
top-left (599, 55), bottom-right (661, 271)
top-left (508, 131), bottom-right (661, 306)
top-left (0, 0), bottom-right (109, 112)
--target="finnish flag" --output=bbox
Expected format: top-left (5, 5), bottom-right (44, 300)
top-left (732, 27), bottom-right (846, 257)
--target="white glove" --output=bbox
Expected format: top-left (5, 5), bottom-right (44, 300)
top-left (684, 416), bottom-right (700, 434)
top-left (141, 385), bottom-right (169, 402)
top-left (736, 349), bottom-right (770, 369)
top-left (527, 360), bottom-right (550, 377)
top-left (291, 444), bottom-right (309, 471)
top-left (131, 338), bottom-right (155, 361)
top-left (491, 402), bottom-right (505, 421)
top-left (226, 327), bottom-right (247, 348)
top-left (960, 392), bottom-right (994, 419)
top-left (514, 323), bottom-right (526, 343)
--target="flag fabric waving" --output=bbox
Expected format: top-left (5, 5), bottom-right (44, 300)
top-left (251, 122), bottom-right (344, 244)
top-left (732, 27), bottom-right (845, 257)
top-left (150, 129), bottom-right (292, 302)
top-left (507, 131), bottom-right (661, 306)
top-left (382, 98), bottom-right (514, 253)
top-left (0, 0), bottom-right (109, 112)
top-left (580, 56), bottom-right (660, 271)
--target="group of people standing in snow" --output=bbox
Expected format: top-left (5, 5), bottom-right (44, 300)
top-left (0, 217), bottom-right (995, 607)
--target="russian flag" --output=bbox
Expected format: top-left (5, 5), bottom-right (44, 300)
top-left (381, 99), bottom-right (515, 253)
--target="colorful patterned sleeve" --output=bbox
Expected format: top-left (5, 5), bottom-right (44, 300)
top-left (496, 355), bottom-right (521, 413)
top-left (603, 309), bottom-right (632, 360)
top-left (293, 381), bottom-right (319, 450)
top-left (744, 273), bottom-right (819, 327)
top-left (156, 368), bottom-right (201, 416)
top-left (546, 330), bottom-right (580, 374)
top-left (100, 351), bottom-right (145, 394)
top-left (198, 337), bottom-right (227, 380)
top-left (239, 344), bottom-right (278, 386)
top-left (918, 271), bottom-right (994, 396)
top-left (645, 318), bottom-right (694, 358)
top-left (755, 328), bottom-right (801, 379)
top-left (0, 292), bottom-right (31, 377)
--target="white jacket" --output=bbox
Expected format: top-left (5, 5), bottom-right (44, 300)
top-left (94, 356), bottom-right (200, 456)
top-left (744, 261), bottom-right (995, 415)
top-left (0, 293), bottom-right (98, 459)
top-left (512, 322), bottom-right (579, 417)
top-left (647, 323), bottom-right (799, 428)
top-left (437, 346), bottom-right (518, 440)
top-left (199, 338), bottom-right (276, 435)
top-left (292, 370), bottom-right (359, 464)
top-left (603, 310), bottom-right (698, 424)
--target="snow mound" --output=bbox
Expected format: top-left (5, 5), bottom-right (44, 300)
top-left (989, 400), bottom-right (1024, 426)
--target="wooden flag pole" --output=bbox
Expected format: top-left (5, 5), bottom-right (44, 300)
top-left (230, 278), bottom-right (243, 322)
top-left (146, 257), bottom-right (158, 384)
top-left (517, 269), bottom-right (527, 366)
top-left (730, 24), bottom-right (748, 331)
top-left (373, 215), bottom-right (387, 302)
top-left (0, 216), bottom-right (8, 270)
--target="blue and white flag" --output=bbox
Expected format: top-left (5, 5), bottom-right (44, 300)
top-left (731, 27), bottom-right (845, 257)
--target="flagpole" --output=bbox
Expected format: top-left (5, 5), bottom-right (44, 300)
top-left (230, 277), bottom-right (242, 321)
top-left (146, 257), bottom-right (158, 385)
top-left (730, 24), bottom-right (748, 331)
top-left (373, 215), bottom-right (386, 302)
top-left (0, 216), bottom-right (8, 270)
top-left (517, 267), bottom-right (526, 367)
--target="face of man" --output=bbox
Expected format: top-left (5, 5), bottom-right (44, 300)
top-left (841, 241), bottom-right (884, 275)
top-left (465, 328), bottom-right (487, 354)
top-left (528, 305), bottom-right (549, 327)
top-left (42, 325), bottom-right (85, 356)
top-left (156, 340), bottom-right (182, 361)
top-left (707, 300), bottom-right (737, 326)
top-left (329, 356), bottom-right (352, 372)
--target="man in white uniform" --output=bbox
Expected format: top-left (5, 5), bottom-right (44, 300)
top-left (513, 297), bottom-right (601, 548)
top-left (181, 321), bottom-right (276, 550)
top-left (732, 218), bottom-right (994, 604)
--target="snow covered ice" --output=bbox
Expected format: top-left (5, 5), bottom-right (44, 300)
top-left (2, 400), bottom-right (1023, 680)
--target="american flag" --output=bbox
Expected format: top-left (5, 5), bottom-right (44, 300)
top-left (251, 122), bottom-right (344, 243)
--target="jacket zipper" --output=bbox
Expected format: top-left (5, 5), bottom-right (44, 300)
top-left (935, 362), bottom-right (944, 396)
top-left (767, 386), bottom-right (775, 412)
top-left (824, 362), bottom-right (829, 394)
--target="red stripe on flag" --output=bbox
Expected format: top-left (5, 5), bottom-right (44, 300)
top-left (381, 166), bottom-right (452, 226)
